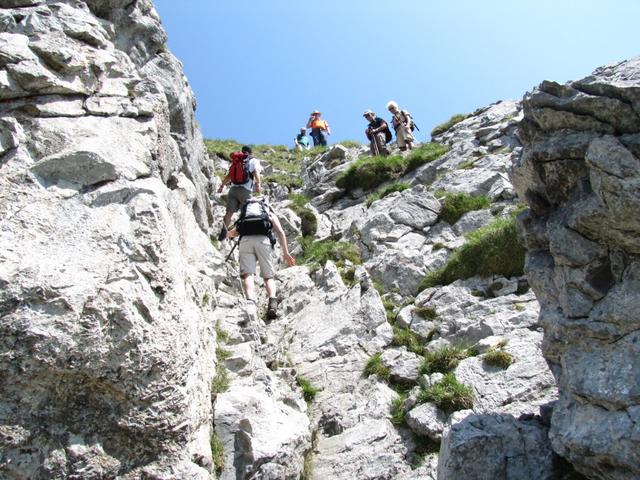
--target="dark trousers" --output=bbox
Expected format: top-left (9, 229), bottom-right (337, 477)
top-left (311, 128), bottom-right (327, 146)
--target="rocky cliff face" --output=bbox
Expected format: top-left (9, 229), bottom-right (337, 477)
top-left (3, 2), bottom-right (635, 479)
top-left (0, 1), bottom-right (219, 478)
top-left (513, 57), bottom-right (640, 480)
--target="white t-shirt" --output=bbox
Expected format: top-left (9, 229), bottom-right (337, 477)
top-left (240, 156), bottom-right (262, 192)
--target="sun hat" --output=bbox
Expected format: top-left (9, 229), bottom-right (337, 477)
top-left (310, 110), bottom-right (321, 115)
top-left (363, 110), bottom-right (375, 117)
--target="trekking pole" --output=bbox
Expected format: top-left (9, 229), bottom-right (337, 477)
top-left (225, 238), bottom-right (240, 262)
top-left (370, 129), bottom-right (380, 156)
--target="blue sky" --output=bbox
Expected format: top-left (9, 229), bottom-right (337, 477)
top-left (154, 0), bottom-right (639, 147)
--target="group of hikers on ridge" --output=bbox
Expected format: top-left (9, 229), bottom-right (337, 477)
top-left (217, 145), bottom-right (295, 320)
top-left (294, 102), bottom-right (417, 155)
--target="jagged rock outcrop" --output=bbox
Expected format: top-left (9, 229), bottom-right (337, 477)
top-left (0, 1), bottom-right (219, 478)
top-left (513, 56), bottom-right (640, 480)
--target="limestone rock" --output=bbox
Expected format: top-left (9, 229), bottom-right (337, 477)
top-left (0, 1), bottom-right (217, 478)
top-left (514, 56), bottom-right (640, 479)
top-left (438, 413), bottom-right (558, 480)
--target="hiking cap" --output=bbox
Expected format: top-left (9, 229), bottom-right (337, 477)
top-left (242, 145), bottom-right (252, 154)
top-left (363, 110), bottom-right (375, 117)
top-left (310, 110), bottom-right (321, 115)
top-left (300, 127), bottom-right (306, 132)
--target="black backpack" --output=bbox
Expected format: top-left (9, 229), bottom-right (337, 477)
top-left (237, 198), bottom-right (273, 237)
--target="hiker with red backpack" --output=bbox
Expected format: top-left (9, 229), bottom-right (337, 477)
top-left (387, 101), bottom-right (416, 151)
top-left (217, 145), bottom-right (262, 241)
top-left (226, 197), bottom-right (296, 320)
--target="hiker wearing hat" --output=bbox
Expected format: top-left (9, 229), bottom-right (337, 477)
top-left (226, 198), bottom-right (296, 320)
top-left (306, 110), bottom-right (331, 147)
top-left (294, 127), bottom-right (311, 151)
top-left (363, 110), bottom-right (391, 156)
top-left (216, 145), bottom-right (263, 241)
top-left (387, 101), bottom-right (415, 151)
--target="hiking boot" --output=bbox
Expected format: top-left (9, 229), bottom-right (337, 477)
top-left (266, 297), bottom-right (278, 321)
top-left (217, 225), bottom-right (227, 241)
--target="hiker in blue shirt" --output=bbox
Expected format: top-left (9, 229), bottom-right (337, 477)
top-left (294, 128), bottom-right (311, 151)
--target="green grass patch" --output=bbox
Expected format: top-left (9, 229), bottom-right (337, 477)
top-left (215, 321), bottom-right (229, 343)
top-left (287, 193), bottom-right (317, 237)
top-left (417, 373), bottom-right (474, 413)
top-left (211, 364), bottom-right (230, 395)
top-left (340, 266), bottom-right (357, 287)
top-left (418, 216), bottom-right (525, 291)
top-left (366, 182), bottom-right (410, 207)
top-left (336, 154), bottom-right (406, 192)
top-left (263, 173), bottom-right (303, 189)
top-left (457, 159), bottom-right (476, 170)
top-left (216, 347), bottom-right (231, 361)
top-left (431, 114), bottom-right (469, 137)
top-left (338, 140), bottom-right (362, 148)
top-left (297, 376), bottom-right (320, 402)
top-left (336, 143), bottom-right (448, 193)
top-left (298, 237), bottom-right (362, 270)
top-left (414, 306), bottom-right (438, 320)
top-left (364, 353), bottom-right (390, 381)
top-left (421, 345), bottom-right (469, 374)
top-left (391, 325), bottom-right (424, 355)
top-left (390, 393), bottom-right (408, 425)
top-left (483, 349), bottom-right (514, 369)
top-left (288, 192), bottom-right (310, 210)
top-left (205, 138), bottom-right (316, 182)
top-left (204, 139), bottom-right (243, 160)
top-left (439, 192), bottom-right (491, 225)
top-left (404, 142), bottom-right (450, 172)
top-left (210, 431), bottom-right (225, 475)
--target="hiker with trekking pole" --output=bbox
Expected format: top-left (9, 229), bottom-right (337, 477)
top-left (363, 110), bottom-right (391, 156)
top-left (225, 197), bottom-right (296, 320)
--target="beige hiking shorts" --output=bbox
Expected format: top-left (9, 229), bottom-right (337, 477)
top-left (239, 235), bottom-right (275, 279)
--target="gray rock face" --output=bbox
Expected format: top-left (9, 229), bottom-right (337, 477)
top-left (0, 2), bottom-right (217, 478)
top-left (438, 413), bottom-right (557, 480)
top-left (513, 56), bottom-right (640, 479)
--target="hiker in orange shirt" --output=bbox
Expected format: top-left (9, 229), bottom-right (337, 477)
top-left (306, 110), bottom-right (331, 146)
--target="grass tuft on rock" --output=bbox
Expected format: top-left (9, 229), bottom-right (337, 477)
top-left (298, 237), bottom-right (362, 270)
top-left (336, 155), bottom-right (406, 192)
top-left (210, 431), bottom-right (225, 475)
top-left (297, 376), bottom-right (320, 402)
top-left (404, 142), bottom-right (450, 172)
top-left (364, 353), bottom-right (390, 381)
top-left (417, 373), bottom-right (474, 413)
top-left (287, 193), bottom-right (317, 237)
top-left (421, 346), bottom-right (469, 374)
top-left (431, 114), bottom-right (469, 137)
top-left (366, 182), bottom-right (410, 207)
top-left (418, 216), bottom-right (525, 291)
top-left (390, 393), bottom-right (408, 425)
top-left (391, 325), bottom-right (424, 355)
top-left (414, 306), bottom-right (438, 320)
top-left (336, 143), bottom-right (448, 193)
top-left (483, 348), bottom-right (514, 369)
top-left (439, 192), bottom-right (490, 225)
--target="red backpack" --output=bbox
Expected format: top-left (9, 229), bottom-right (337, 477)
top-left (229, 151), bottom-right (251, 184)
